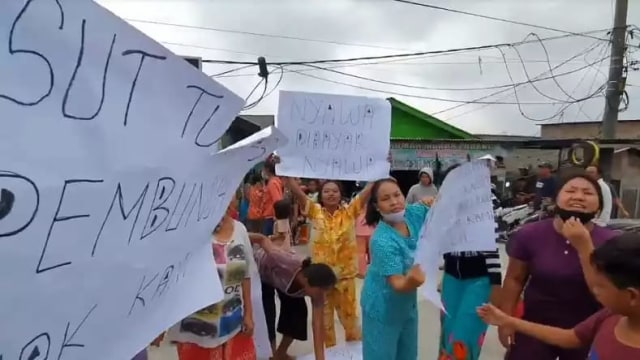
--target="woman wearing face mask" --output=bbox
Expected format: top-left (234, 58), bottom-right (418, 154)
top-left (499, 169), bottom-right (617, 360)
top-left (437, 164), bottom-right (502, 360)
top-left (360, 178), bottom-right (431, 360)
top-left (285, 175), bottom-right (374, 348)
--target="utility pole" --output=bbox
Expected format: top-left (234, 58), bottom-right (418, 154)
top-left (601, 0), bottom-right (628, 139)
top-left (598, 0), bottom-right (628, 188)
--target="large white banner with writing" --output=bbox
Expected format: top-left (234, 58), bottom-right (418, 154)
top-left (0, 1), bottom-right (286, 359)
top-left (414, 160), bottom-right (497, 310)
top-left (275, 90), bottom-right (391, 181)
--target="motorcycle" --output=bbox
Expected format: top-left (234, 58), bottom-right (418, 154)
top-left (497, 201), bottom-right (556, 244)
top-left (606, 219), bottom-right (640, 233)
top-left (495, 204), bottom-right (536, 243)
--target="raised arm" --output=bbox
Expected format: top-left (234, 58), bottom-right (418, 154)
top-left (562, 218), bottom-right (597, 291)
top-left (347, 182), bottom-right (374, 218)
top-left (248, 232), bottom-right (278, 253)
top-left (285, 177), bottom-right (308, 208)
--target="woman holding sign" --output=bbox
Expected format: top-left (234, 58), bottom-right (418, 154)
top-left (360, 178), bottom-right (431, 360)
top-left (436, 163), bottom-right (502, 360)
top-left (165, 200), bottom-right (256, 360)
top-left (284, 174), bottom-right (374, 348)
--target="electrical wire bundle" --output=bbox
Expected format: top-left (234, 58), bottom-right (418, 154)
top-left (124, 2), bottom-right (639, 119)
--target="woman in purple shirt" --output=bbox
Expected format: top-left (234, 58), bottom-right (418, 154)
top-left (499, 170), bottom-right (617, 360)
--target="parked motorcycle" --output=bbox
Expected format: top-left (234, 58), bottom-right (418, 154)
top-left (495, 204), bottom-right (536, 243)
top-left (606, 219), bottom-right (640, 233)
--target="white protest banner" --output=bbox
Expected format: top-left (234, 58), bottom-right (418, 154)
top-left (220, 126), bottom-right (288, 360)
top-left (275, 90), bottom-right (391, 181)
top-left (297, 342), bottom-right (363, 360)
top-left (0, 0), bottom-right (286, 359)
top-left (415, 160), bottom-right (496, 310)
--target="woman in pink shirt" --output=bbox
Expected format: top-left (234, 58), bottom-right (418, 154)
top-left (355, 212), bottom-right (374, 278)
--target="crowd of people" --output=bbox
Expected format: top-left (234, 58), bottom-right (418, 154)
top-left (132, 155), bottom-right (640, 360)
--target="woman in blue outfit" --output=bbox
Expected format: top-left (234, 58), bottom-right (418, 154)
top-left (360, 178), bottom-right (432, 360)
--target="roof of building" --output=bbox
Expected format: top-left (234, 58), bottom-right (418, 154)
top-left (387, 97), bottom-right (475, 139)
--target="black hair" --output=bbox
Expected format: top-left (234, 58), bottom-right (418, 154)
top-left (364, 178), bottom-right (400, 226)
top-left (554, 168), bottom-right (603, 211)
top-left (274, 199), bottom-right (291, 220)
top-left (249, 173), bottom-right (262, 185)
top-left (442, 163), bottom-right (461, 180)
top-left (317, 180), bottom-right (343, 207)
top-left (263, 154), bottom-right (276, 175)
top-left (587, 164), bottom-right (603, 175)
top-left (591, 232), bottom-right (640, 289)
top-left (301, 257), bottom-right (337, 288)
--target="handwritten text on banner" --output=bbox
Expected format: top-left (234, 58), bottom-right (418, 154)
top-left (275, 90), bottom-right (392, 181)
top-left (414, 160), bottom-right (497, 310)
top-left (0, 1), bottom-right (286, 360)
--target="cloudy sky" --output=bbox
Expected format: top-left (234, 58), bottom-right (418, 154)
top-left (98, 0), bottom-right (640, 136)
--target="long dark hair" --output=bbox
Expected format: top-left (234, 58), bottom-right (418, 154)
top-left (555, 168), bottom-right (603, 211)
top-left (317, 180), bottom-right (344, 207)
top-left (364, 178), bottom-right (399, 226)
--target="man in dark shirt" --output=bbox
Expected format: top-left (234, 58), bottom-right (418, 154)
top-left (533, 162), bottom-right (556, 210)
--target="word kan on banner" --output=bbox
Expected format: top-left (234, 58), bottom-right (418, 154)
top-left (275, 90), bottom-right (391, 181)
top-left (0, 1), bottom-right (287, 360)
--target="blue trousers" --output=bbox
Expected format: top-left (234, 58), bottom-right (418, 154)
top-left (362, 311), bottom-right (418, 360)
top-left (439, 274), bottom-right (491, 360)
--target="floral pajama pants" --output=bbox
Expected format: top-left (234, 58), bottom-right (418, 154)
top-left (324, 278), bottom-right (362, 347)
top-left (438, 274), bottom-right (491, 360)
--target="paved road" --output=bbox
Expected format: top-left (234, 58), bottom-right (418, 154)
top-left (150, 246), bottom-right (508, 360)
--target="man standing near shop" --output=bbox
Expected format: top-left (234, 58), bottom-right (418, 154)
top-left (533, 162), bottom-right (557, 210)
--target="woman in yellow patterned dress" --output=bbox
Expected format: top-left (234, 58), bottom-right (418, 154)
top-left (286, 176), bottom-right (374, 348)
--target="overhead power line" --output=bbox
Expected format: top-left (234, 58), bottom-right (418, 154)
top-left (286, 54), bottom-right (607, 105)
top-left (126, 18), bottom-right (416, 52)
top-left (394, 0), bottom-right (617, 43)
top-left (434, 41), bottom-right (608, 116)
top-left (296, 56), bottom-right (606, 92)
top-left (196, 28), bottom-right (614, 66)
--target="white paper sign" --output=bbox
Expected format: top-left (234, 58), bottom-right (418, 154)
top-left (275, 90), bottom-right (391, 181)
top-left (297, 341), bottom-right (363, 360)
top-left (415, 160), bottom-right (497, 310)
top-left (0, 1), bottom-right (288, 359)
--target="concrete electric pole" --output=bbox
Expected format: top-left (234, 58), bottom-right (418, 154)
top-left (601, 0), bottom-right (629, 139)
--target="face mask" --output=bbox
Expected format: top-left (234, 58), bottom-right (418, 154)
top-left (555, 207), bottom-right (597, 224)
top-left (381, 210), bottom-right (405, 223)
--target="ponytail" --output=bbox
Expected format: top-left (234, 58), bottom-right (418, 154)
top-left (301, 261), bottom-right (337, 288)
